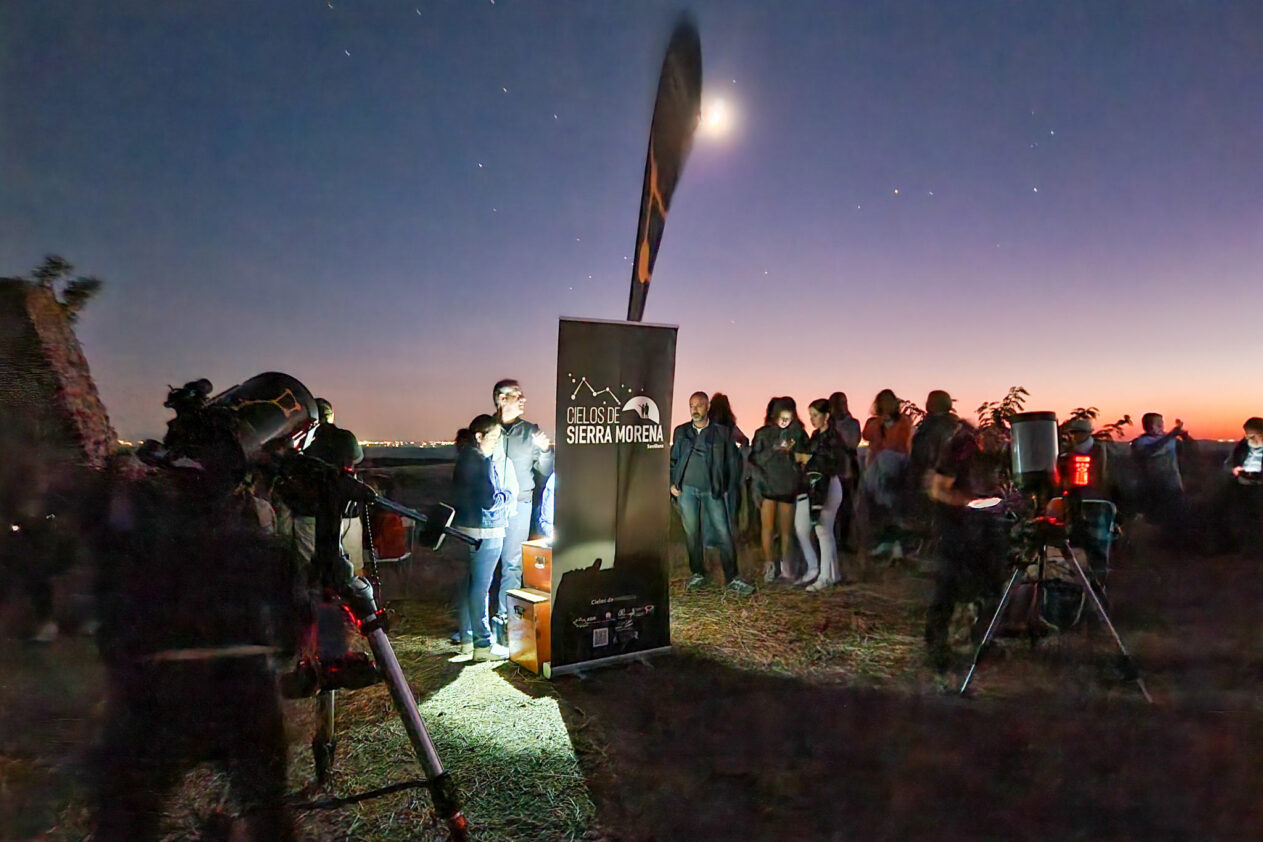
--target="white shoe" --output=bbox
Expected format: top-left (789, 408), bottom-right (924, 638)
top-left (762, 562), bottom-right (778, 583)
top-left (890, 542), bottom-right (904, 561)
top-left (31, 621), bottom-right (59, 643)
top-left (793, 570), bottom-right (819, 587)
top-left (805, 579), bottom-right (836, 593)
top-left (472, 645), bottom-right (507, 662)
top-left (871, 542), bottom-right (894, 558)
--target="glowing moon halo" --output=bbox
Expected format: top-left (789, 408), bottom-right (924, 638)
top-left (698, 97), bottom-right (733, 139)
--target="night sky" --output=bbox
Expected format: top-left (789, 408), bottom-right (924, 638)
top-left (3, 1), bottom-right (1260, 441)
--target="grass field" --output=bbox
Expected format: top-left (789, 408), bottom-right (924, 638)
top-left (2, 462), bottom-right (1261, 840)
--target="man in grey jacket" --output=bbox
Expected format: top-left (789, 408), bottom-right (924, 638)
top-left (490, 379), bottom-right (555, 633)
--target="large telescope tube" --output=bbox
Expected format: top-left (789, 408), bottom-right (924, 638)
top-left (207, 372), bottom-right (319, 462)
top-left (1010, 411), bottom-right (1059, 496)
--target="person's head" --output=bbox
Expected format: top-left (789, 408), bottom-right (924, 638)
top-left (688, 391), bottom-right (710, 425)
top-left (808, 398), bottom-right (831, 432)
top-left (454, 427), bottom-right (476, 451)
top-left (926, 390), bottom-right (953, 416)
top-left (493, 379), bottom-right (526, 422)
top-left (708, 392), bottom-right (736, 427)
top-left (467, 413), bottom-right (503, 456)
top-left (1065, 416), bottom-right (1094, 447)
top-left (771, 397), bottom-right (797, 429)
top-left (1243, 417), bottom-right (1263, 447)
top-left (872, 389), bottom-right (900, 418)
top-left (1141, 412), bottom-right (1164, 435)
top-left (315, 398), bottom-right (334, 425)
top-left (828, 392), bottom-right (850, 420)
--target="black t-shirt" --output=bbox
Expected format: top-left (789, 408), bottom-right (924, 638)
top-left (681, 425), bottom-right (713, 490)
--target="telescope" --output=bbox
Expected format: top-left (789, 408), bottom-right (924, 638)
top-left (138, 372), bottom-right (474, 840)
top-left (1009, 410), bottom-right (1060, 499)
top-left (961, 410), bottom-right (1150, 704)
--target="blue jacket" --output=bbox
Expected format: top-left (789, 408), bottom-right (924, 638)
top-left (452, 446), bottom-right (517, 530)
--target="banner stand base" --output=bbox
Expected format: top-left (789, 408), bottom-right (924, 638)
top-left (543, 646), bottom-right (673, 680)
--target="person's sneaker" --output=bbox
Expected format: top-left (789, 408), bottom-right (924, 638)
top-left (725, 578), bottom-right (755, 597)
top-left (685, 573), bottom-right (707, 590)
top-left (871, 542), bottom-right (895, 558)
top-left (473, 644), bottom-right (508, 662)
top-left (459, 641), bottom-right (474, 656)
top-left (762, 562), bottom-right (777, 583)
top-left (793, 570), bottom-right (819, 587)
top-left (890, 542), bottom-right (905, 561)
top-left (30, 621), bottom-right (58, 643)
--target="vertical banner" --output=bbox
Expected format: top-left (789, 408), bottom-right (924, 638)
top-left (550, 317), bottom-right (677, 674)
top-left (626, 17), bottom-right (702, 322)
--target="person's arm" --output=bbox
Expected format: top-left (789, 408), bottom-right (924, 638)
top-left (861, 417), bottom-right (880, 445)
top-left (539, 474), bottom-right (555, 537)
top-left (792, 426), bottom-right (811, 465)
top-left (1226, 440), bottom-right (1246, 476)
top-left (928, 471), bottom-right (972, 507)
top-left (456, 452), bottom-right (497, 512)
top-left (838, 418), bottom-right (861, 451)
top-left (1132, 429), bottom-right (1178, 456)
top-left (669, 426), bottom-right (687, 496)
top-left (724, 434), bottom-right (742, 496)
top-left (531, 424), bottom-right (555, 478)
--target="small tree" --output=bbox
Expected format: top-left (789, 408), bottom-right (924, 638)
top-left (1063, 406), bottom-right (1132, 442)
top-left (976, 386), bottom-right (1029, 430)
top-left (898, 398), bottom-right (926, 424)
top-left (22, 255), bottom-right (103, 323)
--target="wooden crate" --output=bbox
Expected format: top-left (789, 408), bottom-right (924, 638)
top-left (521, 539), bottom-right (552, 592)
top-left (506, 587), bottom-right (551, 675)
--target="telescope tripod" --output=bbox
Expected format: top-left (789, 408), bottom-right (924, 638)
top-left (291, 458), bottom-right (473, 841)
top-left (959, 525), bottom-right (1152, 703)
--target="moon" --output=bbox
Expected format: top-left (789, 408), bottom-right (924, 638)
top-left (699, 97), bottom-right (733, 139)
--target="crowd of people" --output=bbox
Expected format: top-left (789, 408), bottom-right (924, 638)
top-left (667, 387), bottom-right (1263, 663)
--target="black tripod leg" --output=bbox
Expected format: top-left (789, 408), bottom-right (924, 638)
top-left (960, 566), bottom-right (1024, 696)
top-left (1061, 541), bottom-right (1153, 703)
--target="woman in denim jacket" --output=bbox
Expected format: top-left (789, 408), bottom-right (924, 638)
top-left (452, 414), bottom-right (518, 660)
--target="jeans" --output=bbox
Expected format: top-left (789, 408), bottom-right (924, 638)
top-left (460, 535), bottom-right (505, 649)
top-left (496, 500), bottom-right (532, 617)
top-left (677, 485), bottom-right (737, 582)
top-left (792, 494), bottom-right (820, 577)
top-left (803, 476), bottom-right (844, 583)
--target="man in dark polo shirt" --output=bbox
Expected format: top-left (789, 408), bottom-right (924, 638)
top-left (670, 391), bottom-right (752, 595)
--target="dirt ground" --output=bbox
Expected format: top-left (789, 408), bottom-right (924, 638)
top-left (2, 463), bottom-right (1261, 840)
